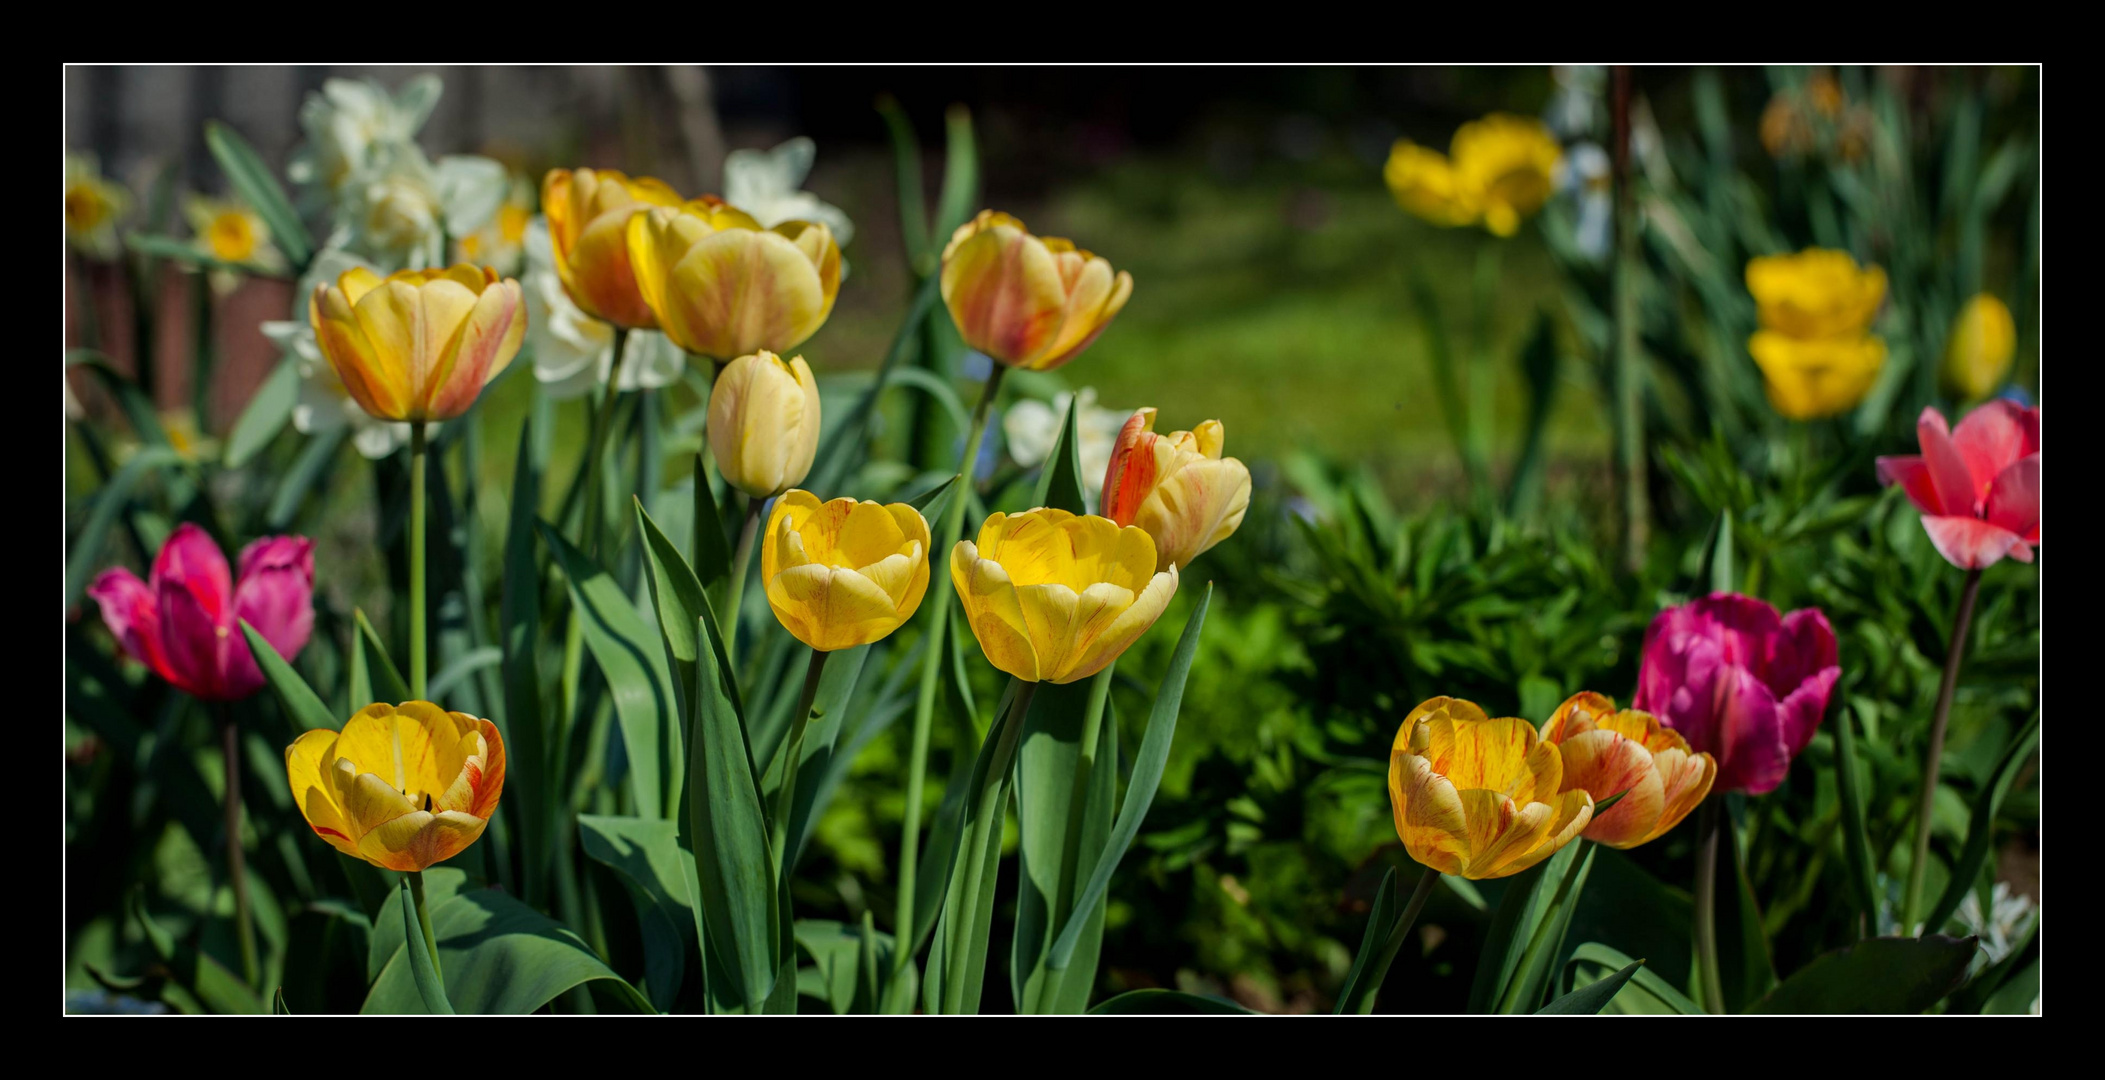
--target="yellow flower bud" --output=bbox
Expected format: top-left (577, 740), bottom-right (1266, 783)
top-left (1389, 697), bottom-right (1592, 880)
top-left (762, 491), bottom-right (932, 653)
top-left (710, 351), bottom-right (821, 499)
top-left (950, 509), bottom-right (1177, 685)
top-left (1944, 294), bottom-right (2017, 402)
top-left (286, 702), bottom-right (506, 873)
top-left (940, 211), bottom-right (1132, 371)
top-left (541, 168), bottom-right (684, 329)
top-left (626, 200), bottom-right (840, 361)
top-left (309, 264), bottom-right (525, 422)
top-left (1100, 408), bottom-right (1252, 573)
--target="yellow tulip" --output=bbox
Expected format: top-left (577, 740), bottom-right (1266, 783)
top-left (310, 264), bottom-right (526, 422)
top-left (1746, 248), bottom-right (1886, 339)
top-left (1388, 696), bottom-right (1592, 879)
top-left (1449, 113), bottom-right (1562, 237)
top-left (1539, 692), bottom-right (1715, 850)
top-left (541, 167), bottom-right (684, 329)
top-left (951, 508), bottom-right (1177, 684)
top-left (1100, 408), bottom-right (1252, 573)
top-left (710, 351), bottom-right (822, 499)
top-left (626, 199), bottom-right (841, 361)
top-left (1748, 329), bottom-right (1886, 420)
top-left (1945, 294), bottom-right (2017, 401)
top-left (763, 490), bottom-right (932, 652)
top-left (939, 211), bottom-right (1133, 371)
top-left (285, 702), bottom-right (506, 873)
top-left (1383, 141), bottom-right (1476, 228)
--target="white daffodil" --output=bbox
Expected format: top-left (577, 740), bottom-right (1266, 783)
top-left (1555, 142), bottom-right (1613, 262)
top-left (522, 216), bottom-right (683, 400)
top-left (452, 174), bottom-right (534, 277)
top-left (262, 246), bottom-right (428, 459)
top-left (1002, 387), bottom-right (1131, 505)
top-left (330, 142), bottom-right (508, 271)
top-left (1956, 882), bottom-right (2037, 969)
top-left (1544, 66), bottom-right (1606, 141)
top-left (723, 137), bottom-right (854, 245)
top-left (288, 75), bottom-right (443, 194)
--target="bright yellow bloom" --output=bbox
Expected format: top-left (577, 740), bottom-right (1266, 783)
top-left (65, 153), bottom-right (132, 260)
top-left (1383, 142), bottom-right (1476, 228)
top-left (1945, 294), bottom-right (2017, 401)
top-left (1539, 692), bottom-right (1714, 850)
top-left (1749, 330), bottom-right (1887, 420)
top-left (1746, 248), bottom-right (1886, 339)
top-left (1388, 696), bottom-right (1592, 879)
top-left (627, 199), bottom-right (841, 361)
top-left (951, 508), bottom-right (1177, 685)
top-left (285, 702), bottom-right (506, 873)
top-left (1450, 114), bottom-right (1562, 237)
top-left (1100, 408), bottom-right (1252, 573)
top-left (763, 491), bottom-right (932, 652)
top-left (710, 351), bottom-right (821, 499)
top-left (542, 167), bottom-right (684, 329)
top-left (940, 211), bottom-right (1133, 372)
top-left (310, 264), bottom-right (526, 422)
top-left (184, 195), bottom-right (279, 267)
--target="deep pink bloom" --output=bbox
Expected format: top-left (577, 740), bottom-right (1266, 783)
top-left (87, 523), bottom-right (314, 702)
top-left (1633, 593), bottom-right (1840, 795)
top-left (1876, 401), bottom-right (2040, 570)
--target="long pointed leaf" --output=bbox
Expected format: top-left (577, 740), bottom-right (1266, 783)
top-left (686, 612), bottom-right (780, 1012)
top-left (240, 621), bottom-right (339, 732)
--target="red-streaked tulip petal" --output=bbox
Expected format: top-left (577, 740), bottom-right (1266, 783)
top-left (1560, 728), bottom-right (1665, 848)
top-left (1921, 515), bottom-right (2024, 570)
top-left (1917, 407), bottom-right (1980, 517)
top-left (1875, 455), bottom-right (1943, 517)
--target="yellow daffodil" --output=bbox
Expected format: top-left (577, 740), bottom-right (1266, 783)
top-left (309, 264), bottom-right (526, 422)
top-left (285, 702), bottom-right (506, 873)
top-left (1100, 408), bottom-right (1251, 573)
top-left (1945, 293), bottom-right (2017, 401)
top-left (711, 351), bottom-right (822, 499)
top-left (1388, 696), bottom-right (1592, 879)
top-left (1539, 692), bottom-right (1715, 850)
top-left (951, 509), bottom-right (1177, 685)
top-left (1384, 114), bottom-right (1561, 237)
top-left (1746, 249), bottom-right (1886, 339)
top-left (940, 211), bottom-right (1132, 372)
top-left (763, 491), bottom-right (932, 652)
top-left (65, 153), bottom-right (132, 260)
top-left (1383, 141), bottom-right (1476, 227)
top-left (184, 195), bottom-right (287, 293)
top-left (455, 176), bottom-right (535, 277)
top-left (627, 199), bottom-right (841, 361)
top-left (542, 167), bottom-right (685, 329)
top-left (1748, 331), bottom-right (1888, 420)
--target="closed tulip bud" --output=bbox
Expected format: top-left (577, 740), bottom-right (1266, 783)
top-left (1101, 408), bottom-right (1252, 572)
top-left (1876, 401), bottom-right (2040, 570)
top-left (951, 509), bottom-right (1177, 684)
top-left (940, 211), bottom-right (1133, 371)
top-left (1747, 330), bottom-right (1887, 420)
top-left (286, 702), bottom-right (506, 872)
top-left (710, 351), bottom-right (821, 499)
top-left (1389, 697), bottom-right (1592, 880)
top-left (309, 265), bottom-right (525, 422)
top-left (88, 523), bottom-right (314, 702)
top-left (1945, 294), bottom-right (2017, 402)
top-left (763, 491), bottom-right (932, 652)
top-left (1746, 248), bottom-right (1887, 339)
top-left (541, 167), bottom-right (684, 328)
top-left (626, 200), bottom-right (841, 361)
top-left (1540, 693), bottom-right (1715, 849)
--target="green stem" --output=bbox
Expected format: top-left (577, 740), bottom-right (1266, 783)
top-left (219, 711), bottom-right (258, 989)
top-left (1342, 868), bottom-right (1439, 1014)
top-left (724, 496), bottom-right (763, 665)
top-left (580, 328), bottom-right (631, 557)
top-left (770, 648), bottom-right (830, 879)
top-left (409, 423), bottom-right (428, 699)
top-left (1902, 567), bottom-right (1984, 932)
top-left (1693, 798), bottom-right (1727, 1014)
top-left (894, 365), bottom-right (1007, 991)
top-left (942, 678), bottom-right (1036, 1014)
top-left (408, 869), bottom-right (443, 982)
top-left (1612, 64), bottom-right (1650, 572)
top-left (1033, 665), bottom-right (1112, 1012)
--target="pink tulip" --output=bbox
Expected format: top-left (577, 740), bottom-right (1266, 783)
top-left (1875, 401), bottom-right (2040, 570)
top-left (1633, 593), bottom-right (1840, 795)
top-left (87, 523), bottom-right (315, 702)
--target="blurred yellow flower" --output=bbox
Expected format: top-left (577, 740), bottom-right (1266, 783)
top-left (286, 701), bottom-right (505, 872)
top-left (951, 508), bottom-right (1177, 685)
top-left (185, 195), bottom-right (286, 292)
top-left (627, 199), bottom-right (841, 361)
top-left (310, 264), bottom-right (525, 422)
top-left (1760, 73), bottom-right (1870, 162)
top-left (1384, 114), bottom-right (1561, 237)
top-left (1100, 408), bottom-right (1251, 573)
top-left (763, 491), bottom-right (931, 652)
top-left (710, 351), bottom-right (821, 499)
top-left (1389, 696), bottom-right (1592, 880)
top-left (940, 211), bottom-right (1133, 371)
top-left (542, 167), bottom-right (684, 330)
top-left (1945, 294), bottom-right (2017, 402)
top-left (1745, 248), bottom-right (1887, 420)
top-left (1749, 331), bottom-right (1888, 420)
top-left (1382, 142), bottom-right (1475, 227)
top-left (456, 176), bottom-right (535, 277)
top-left (1539, 692), bottom-right (1714, 850)
top-left (65, 153), bottom-right (132, 260)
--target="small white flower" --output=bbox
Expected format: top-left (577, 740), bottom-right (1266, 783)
top-left (332, 143), bottom-right (509, 271)
top-left (1956, 882), bottom-right (2037, 968)
top-left (1002, 387), bottom-right (1130, 505)
top-left (1555, 142), bottom-right (1613, 262)
top-left (724, 137), bottom-right (855, 246)
top-left (1545, 66), bottom-right (1607, 140)
top-left (288, 75), bottom-right (443, 193)
top-left (523, 216), bottom-right (683, 401)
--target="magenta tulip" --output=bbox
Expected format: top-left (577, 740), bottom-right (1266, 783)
top-left (1875, 401), bottom-right (2039, 570)
top-left (87, 523), bottom-right (315, 702)
top-left (1633, 592), bottom-right (1840, 795)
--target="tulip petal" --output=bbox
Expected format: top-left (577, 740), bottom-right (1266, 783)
top-left (1422, 713), bottom-right (1543, 797)
top-left (1917, 407), bottom-right (1980, 517)
top-left (153, 522), bottom-right (233, 624)
top-left (158, 573), bottom-right (234, 700)
top-left (1951, 399), bottom-right (2030, 496)
top-left (1984, 453), bottom-right (2041, 543)
top-left (1921, 514), bottom-right (2025, 570)
top-left (1488, 790), bottom-right (1593, 879)
top-left (1101, 408), bottom-right (1160, 527)
top-left (1708, 663), bottom-right (1791, 796)
top-left (285, 729), bottom-right (358, 858)
top-left (941, 224), bottom-right (1066, 365)
top-left (1875, 455), bottom-right (1943, 517)
top-left (87, 567), bottom-right (174, 685)
top-left (1389, 751), bottom-right (1470, 877)
top-left (1560, 728), bottom-right (1664, 848)
top-left (1064, 567), bottom-right (1177, 684)
top-left (1649, 747), bottom-right (1716, 845)
top-left (232, 536), bottom-right (315, 684)
top-left (951, 541), bottom-right (1041, 682)
top-left (425, 278), bottom-right (522, 420)
top-left (1457, 790), bottom-right (1555, 878)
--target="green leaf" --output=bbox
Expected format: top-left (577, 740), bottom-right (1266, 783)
top-left (687, 458), bottom-right (737, 623)
top-left (906, 474), bottom-right (960, 515)
top-left (1981, 954), bottom-right (2040, 1015)
top-left (876, 94), bottom-right (930, 266)
top-left (1832, 701), bottom-right (1880, 934)
top-left (580, 814), bottom-right (696, 1012)
top-left (428, 647), bottom-right (502, 703)
top-left (272, 987), bottom-right (291, 1015)
top-left (1746, 936), bottom-right (1978, 1014)
top-left (223, 356), bottom-right (300, 468)
top-left (888, 366), bottom-right (973, 436)
top-left (128, 888), bottom-right (266, 1015)
top-left (267, 425), bottom-right (344, 528)
top-left (930, 680), bottom-right (1031, 1014)
top-left (930, 106), bottom-right (980, 261)
top-left (1563, 943), bottom-right (1702, 1015)
top-left (1536, 959), bottom-right (1644, 1014)
top-left (780, 645), bottom-right (873, 868)
top-left (1716, 801), bottom-right (1777, 1011)
top-left (795, 918), bottom-right (898, 1015)
top-left (204, 119), bottom-right (313, 266)
top-left (685, 611), bottom-right (781, 1013)
top-left (1709, 508), bottom-right (1736, 594)
top-left (1010, 672), bottom-right (1107, 1012)
top-left (1926, 711), bottom-right (2041, 931)
top-left (805, 276), bottom-right (941, 497)
top-left (397, 882), bottom-right (454, 1014)
top-left (1469, 857), bottom-right (1552, 1013)
top-left (364, 887), bottom-right (651, 1014)
top-left (1497, 841), bottom-right (1598, 1012)
top-left (69, 351), bottom-right (169, 448)
top-left (63, 444), bottom-right (181, 615)
top-left (1031, 393), bottom-right (1088, 514)
top-left (352, 609), bottom-right (410, 705)
top-left (1088, 989), bottom-right (1257, 1015)
top-left (541, 521), bottom-right (682, 819)
top-left (1046, 584), bottom-right (1213, 971)
top-left (636, 499), bottom-right (719, 740)
top-left (241, 620), bottom-right (340, 732)
top-left (498, 420), bottom-right (547, 906)
top-left (1333, 866), bottom-right (1402, 1014)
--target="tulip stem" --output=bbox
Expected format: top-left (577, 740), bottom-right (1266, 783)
top-left (1902, 567), bottom-right (1983, 933)
top-left (408, 869), bottom-right (443, 982)
top-left (943, 678), bottom-right (1036, 1014)
top-left (1339, 867), bottom-right (1439, 1014)
top-left (409, 422), bottom-right (428, 699)
top-left (893, 365), bottom-right (1008, 1000)
top-left (724, 497), bottom-right (763, 665)
top-left (1693, 798), bottom-right (1727, 1014)
top-left (580, 329), bottom-right (631, 559)
top-left (770, 647), bottom-right (830, 879)
top-left (218, 711), bottom-right (259, 989)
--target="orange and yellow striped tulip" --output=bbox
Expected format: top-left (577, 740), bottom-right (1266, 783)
top-left (763, 491), bottom-right (932, 652)
top-left (1389, 696), bottom-right (1592, 879)
top-left (951, 508), bottom-right (1176, 684)
top-left (939, 211), bottom-right (1132, 371)
top-left (1539, 692), bottom-right (1715, 850)
top-left (1101, 408), bottom-right (1251, 573)
top-left (285, 702), bottom-right (506, 872)
top-left (626, 199), bottom-right (840, 361)
top-left (310, 265), bottom-right (525, 422)
top-left (541, 167), bottom-right (683, 329)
